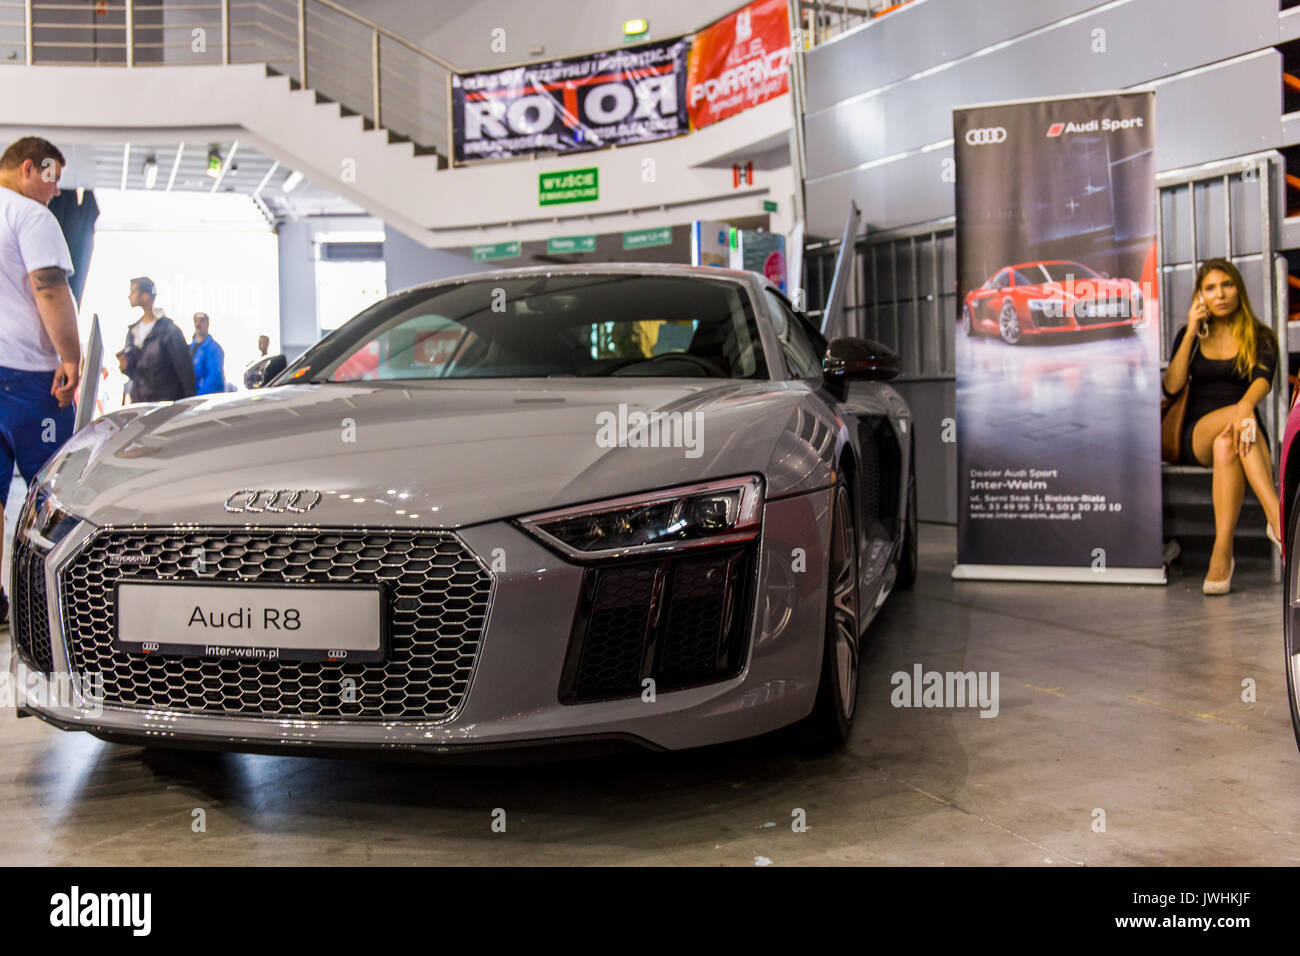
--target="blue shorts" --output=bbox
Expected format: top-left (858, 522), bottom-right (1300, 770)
top-left (0, 365), bottom-right (75, 510)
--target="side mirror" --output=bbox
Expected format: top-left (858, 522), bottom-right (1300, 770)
top-left (243, 354), bottom-right (287, 389)
top-left (823, 337), bottom-right (900, 397)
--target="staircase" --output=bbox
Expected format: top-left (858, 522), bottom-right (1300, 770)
top-left (1162, 466), bottom-right (1274, 572)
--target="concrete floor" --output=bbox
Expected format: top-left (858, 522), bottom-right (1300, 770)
top-left (2, 521), bottom-right (1299, 866)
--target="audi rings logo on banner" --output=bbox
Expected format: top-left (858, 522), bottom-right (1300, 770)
top-left (965, 127), bottom-right (1007, 146)
top-left (224, 489), bottom-right (323, 513)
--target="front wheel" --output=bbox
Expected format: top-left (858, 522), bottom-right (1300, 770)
top-left (795, 477), bottom-right (861, 751)
top-left (962, 303), bottom-right (976, 337)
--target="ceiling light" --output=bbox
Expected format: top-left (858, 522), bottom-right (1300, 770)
top-left (143, 155), bottom-right (158, 189)
top-left (206, 147), bottom-right (221, 178)
top-left (282, 169), bottom-right (304, 193)
top-left (623, 19), bottom-right (648, 36)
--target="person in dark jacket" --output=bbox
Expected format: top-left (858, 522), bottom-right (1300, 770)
top-left (189, 311), bottom-right (226, 395)
top-left (116, 276), bottom-right (196, 403)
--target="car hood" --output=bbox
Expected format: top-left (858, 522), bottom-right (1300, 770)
top-left (46, 379), bottom-right (836, 529)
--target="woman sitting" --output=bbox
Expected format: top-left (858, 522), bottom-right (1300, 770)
top-left (1162, 258), bottom-right (1280, 595)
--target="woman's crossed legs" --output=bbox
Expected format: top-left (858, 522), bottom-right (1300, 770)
top-left (1189, 404), bottom-right (1280, 582)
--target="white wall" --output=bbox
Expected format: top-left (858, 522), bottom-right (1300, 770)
top-left (83, 190), bottom-right (280, 409)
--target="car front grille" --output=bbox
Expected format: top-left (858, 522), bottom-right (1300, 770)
top-left (1028, 308), bottom-right (1069, 329)
top-left (561, 545), bottom-right (755, 703)
top-left (1073, 297), bottom-right (1132, 323)
top-left (59, 527), bottom-right (491, 722)
top-left (11, 538), bottom-right (53, 674)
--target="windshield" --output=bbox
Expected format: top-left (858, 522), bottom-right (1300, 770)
top-left (288, 273), bottom-right (767, 382)
top-left (1035, 262), bottom-right (1100, 284)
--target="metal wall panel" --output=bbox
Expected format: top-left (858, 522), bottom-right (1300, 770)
top-left (891, 380), bottom-right (957, 523)
top-left (803, 0), bottom-right (1097, 115)
top-left (1150, 50), bottom-right (1280, 172)
top-left (806, 144), bottom-right (956, 237)
top-left (806, 54), bottom-right (1279, 237)
top-left (804, 0), bottom-right (1279, 182)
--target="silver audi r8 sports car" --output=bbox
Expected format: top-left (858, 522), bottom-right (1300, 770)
top-left (9, 263), bottom-right (916, 758)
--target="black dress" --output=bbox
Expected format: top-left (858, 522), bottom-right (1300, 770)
top-left (1164, 325), bottom-right (1277, 466)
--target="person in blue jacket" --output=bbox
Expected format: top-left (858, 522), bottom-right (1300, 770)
top-left (189, 311), bottom-right (226, 395)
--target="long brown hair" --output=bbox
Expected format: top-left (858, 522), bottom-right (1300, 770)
top-left (1193, 258), bottom-right (1275, 380)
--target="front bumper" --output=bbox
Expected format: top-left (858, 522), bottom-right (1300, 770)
top-left (12, 490), bottom-right (831, 756)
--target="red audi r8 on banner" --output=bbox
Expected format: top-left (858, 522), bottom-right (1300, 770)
top-left (962, 259), bottom-right (1144, 344)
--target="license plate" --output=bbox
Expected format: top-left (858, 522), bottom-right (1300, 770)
top-left (114, 581), bottom-right (386, 663)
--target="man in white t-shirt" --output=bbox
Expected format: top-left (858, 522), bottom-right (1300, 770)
top-left (0, 136), bottom-right (81, 629)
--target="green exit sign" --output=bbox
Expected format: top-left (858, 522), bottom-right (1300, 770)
top-left (472, 240), bottom-right (520, 261)
top-left (539, 167), bottom-right (599, 206)
top-left (547, 235), bottom-right (596, 254)
top-left (763, 200), bottom-right (778, 212)
top-left (622, 226), bottom-right (673, 250)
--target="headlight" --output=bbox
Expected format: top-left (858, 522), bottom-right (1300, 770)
top-left (518, 476), bottom-right (763, 560)
top-left (14, 485), bottom-right (81, 552)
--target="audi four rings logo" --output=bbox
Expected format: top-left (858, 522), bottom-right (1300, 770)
top-left (224, 489), bottom-right (323, 513)
top-left (965, 127), bottom-right (1007, 146)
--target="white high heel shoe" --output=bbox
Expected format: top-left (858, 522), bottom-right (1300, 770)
top-left (1267, 523), bottom-right (1282, 553)
top-left (1202, 558), bottom-right (1235, 596)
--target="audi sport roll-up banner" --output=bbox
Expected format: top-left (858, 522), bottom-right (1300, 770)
top-left (452, 38), bottom-right (689, 162)
top-left (953, 92), bottom-right (1164, 584)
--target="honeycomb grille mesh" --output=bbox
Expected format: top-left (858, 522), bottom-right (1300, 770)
top-left (12, 539), bottom-right (53, 674)
top-left (574, 565), bottom-right (656, 697)
top-left (656, 552), bottom-right (736, 685)
top-left (60, 528), bottom-right (491, 721)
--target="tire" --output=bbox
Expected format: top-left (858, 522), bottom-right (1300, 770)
top-left (1284, 490), bottom-right (1300, 754)
top-left (998, 300), bottom-right (1023, 345)
top-left (962, 303), bottom-right (976, 337)
top-left (895, 466), bottom-right (918, 591)
top-left (795, 476), bottom-right (861, 751)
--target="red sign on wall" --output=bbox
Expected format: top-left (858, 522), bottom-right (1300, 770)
top-left (686, 0), bottom-right (792, 130)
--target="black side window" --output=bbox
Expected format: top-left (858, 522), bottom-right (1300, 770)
top-left (992, 270), bottom-right (1011, 290)
top-left (765, 290), bottom-right (822, 380)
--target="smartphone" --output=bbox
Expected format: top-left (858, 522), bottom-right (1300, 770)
top-left (1194, 293), bottom-right (1209, 337)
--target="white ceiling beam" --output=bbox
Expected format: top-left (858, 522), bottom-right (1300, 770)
top-left (166, 142), bottom-right (184, 191)
top-left (119, 142), bottom-right (130, 191)
top-left (210, 139), bottom-right (240, 193)
top-left (252, 159), bottom-right (280, 199)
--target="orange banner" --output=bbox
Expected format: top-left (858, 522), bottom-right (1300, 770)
top-left (687, 0), bottom-right (792, 130)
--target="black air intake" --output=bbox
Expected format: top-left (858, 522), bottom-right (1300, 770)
top-left (561, 546), bottom-right (755, 703)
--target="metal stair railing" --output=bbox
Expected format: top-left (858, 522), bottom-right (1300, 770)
top-left (1, 0), bottom-right (454, 159)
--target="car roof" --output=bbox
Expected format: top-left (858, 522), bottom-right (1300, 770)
top-left (395, 261), bottom-right (781, 298)
top-left (1007, 260), bottom-right (1089, 270)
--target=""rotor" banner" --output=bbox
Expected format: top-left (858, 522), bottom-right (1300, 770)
top-left (451, 38), bottom-right (690, 163)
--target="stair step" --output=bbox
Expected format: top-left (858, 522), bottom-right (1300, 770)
top-left (1163, 514), bottom-right (1269, 537)
top-left (260, 61), bottom-right (444, 163)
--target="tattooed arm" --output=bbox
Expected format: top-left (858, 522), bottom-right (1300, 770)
top-left (29, 265), bottom-right (81, 407)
